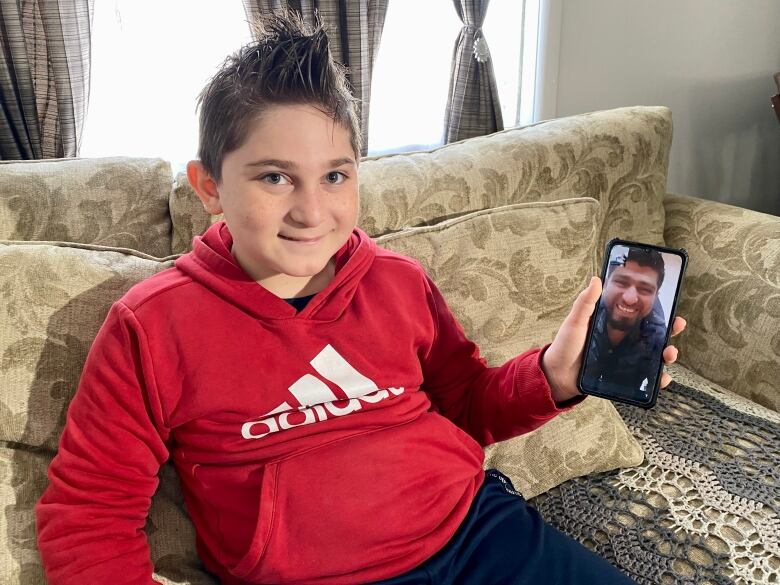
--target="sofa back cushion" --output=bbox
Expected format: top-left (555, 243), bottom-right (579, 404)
top-left (0, 242), bottom-right (175, 449)
top-left (376, 197), bottom-right (600, 350)
top-left (0, 157), bottom-right (174, 258)
top-left (170, 106), bottom-right (672, 270)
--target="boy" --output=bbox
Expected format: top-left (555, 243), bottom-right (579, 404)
top-left (35, 10), bottom-right (686, 585)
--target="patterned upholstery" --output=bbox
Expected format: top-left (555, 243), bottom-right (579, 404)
top-left (375, 198), bottom-right (645, 499)
top-left (664, 193), bottom-right (780, 412)
top-left (0, 157), bottom-right (174, 258)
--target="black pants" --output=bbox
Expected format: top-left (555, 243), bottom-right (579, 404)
top-left (370, 469), bottom-right (638, 585)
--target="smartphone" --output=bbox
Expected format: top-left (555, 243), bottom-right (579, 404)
top-left (577, 238), bottom-right (688, 409)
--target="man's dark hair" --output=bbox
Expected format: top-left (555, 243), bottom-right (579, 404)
top-left (195, 9), bottom-right (362, 183)
top-left (607, 248), bottom-right (665, 290)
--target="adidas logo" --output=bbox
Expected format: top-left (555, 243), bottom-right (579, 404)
top-left (241, 344), bottom-right (405, 440)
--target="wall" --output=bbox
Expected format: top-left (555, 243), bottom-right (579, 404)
top-left (549, 0), bottom-right (780, 216)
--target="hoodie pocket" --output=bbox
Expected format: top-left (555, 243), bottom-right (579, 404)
top-left (229, 416), bottom-right (483, 584)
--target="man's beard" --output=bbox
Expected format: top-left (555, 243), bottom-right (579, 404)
top-left (606, 309), bottom-right (639, 331)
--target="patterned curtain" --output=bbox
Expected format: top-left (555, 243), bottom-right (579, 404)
top-left (0, 0), bottom-right (94, 160)
top-left (242, 0), bottom-right (389, 157)
top-left (443, 0), bottom-right (503, 144)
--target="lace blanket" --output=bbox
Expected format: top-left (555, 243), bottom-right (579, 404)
top-left (530, 365), bottom-right (780, 585)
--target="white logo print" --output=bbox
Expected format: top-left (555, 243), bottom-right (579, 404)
top-left (241, 344), bottom-right (404, 440)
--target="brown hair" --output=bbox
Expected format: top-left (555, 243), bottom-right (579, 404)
top-left (608, 248), bottom-right (665, 290)
top-left (195, 9), bottom-right (362, 183)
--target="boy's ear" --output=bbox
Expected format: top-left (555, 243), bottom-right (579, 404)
top-left (187, 160), bottom-right (224, 215)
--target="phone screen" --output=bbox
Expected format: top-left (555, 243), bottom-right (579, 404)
top-left (578, 239), bottom-right (687, 408)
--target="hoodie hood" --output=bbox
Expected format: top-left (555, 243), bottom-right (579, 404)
top-left (175, 220), bottom-right (376, 322)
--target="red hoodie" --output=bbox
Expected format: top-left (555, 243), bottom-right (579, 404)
top-left (36, 220), bottom-right (582, 584)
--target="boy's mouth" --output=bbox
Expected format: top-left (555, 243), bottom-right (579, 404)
top-left (279, 234), bottom-right (323, 244)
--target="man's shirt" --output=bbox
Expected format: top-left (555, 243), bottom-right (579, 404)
top-left (582, 298), bottom-right (667, 401)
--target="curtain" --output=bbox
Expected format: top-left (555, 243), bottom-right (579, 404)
top-left (443, 0), bottom-right (503, 143)
top-left (242, 0), bottom-right (389, 157)
top-left (0, 0), bottom-right (94, 159)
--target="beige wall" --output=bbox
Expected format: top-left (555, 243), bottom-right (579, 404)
top-left (551, 0), bottom-right (780, 216)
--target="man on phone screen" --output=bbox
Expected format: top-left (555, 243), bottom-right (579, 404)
top-left (582, 248), bottom-right (668, 401)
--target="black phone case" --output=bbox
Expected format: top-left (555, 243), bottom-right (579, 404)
top-left (576, 238), bottom-right (688, 409)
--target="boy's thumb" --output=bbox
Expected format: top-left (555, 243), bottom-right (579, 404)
top-left (570, 276), bottom-right (602, 326)
top-left (586, 276), bottom-right (602, 303)
top-left (581, 276), bottom-right (601, 298)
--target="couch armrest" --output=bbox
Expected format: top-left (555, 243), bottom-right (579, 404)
top-left (663, 192), bottom-right (780, 412)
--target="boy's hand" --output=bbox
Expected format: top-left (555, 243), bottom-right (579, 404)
top-left (540, 276), bottom-right (688, 404)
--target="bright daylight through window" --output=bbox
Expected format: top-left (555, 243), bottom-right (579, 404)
top-left (80, 0), bottom-right (540, 171)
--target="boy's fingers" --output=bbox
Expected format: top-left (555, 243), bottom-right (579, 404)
top-left (660, 371), bottom-right (672, 389)
top-left (663, 345), bottom-right (678, 364)
top-left (670, 316), bottom-right (686, 337)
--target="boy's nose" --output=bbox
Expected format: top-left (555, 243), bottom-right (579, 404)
top-left (289, 186), bottom-right (324, 226)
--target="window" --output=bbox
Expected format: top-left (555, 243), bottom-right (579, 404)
top-left (80, 0), bottom-right (252, 174)
top-left (367, 0), bottom-right (540, 156)
top-left (80, 1), bottom-right (541, 169)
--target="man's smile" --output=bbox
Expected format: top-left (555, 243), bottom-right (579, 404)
top-left (616, 303), bottom-right (638, 315)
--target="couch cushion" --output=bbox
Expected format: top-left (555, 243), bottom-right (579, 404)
top-left (530, 362), bottom-right (780, 584)
top-left (0, 445), bottom-right (49, 584)
top-left (0, 241), bottom-right (176, 449)
top-left (664, 192), bottom-right (780, 413)
top-left (169, 106), bottom-right (672, 263)
top-left (483, 396), bottom-right (645, 500)
top-left (0, 157), bottom-right (174, 258)
top-left (375, 197), bottom-right (644, 498)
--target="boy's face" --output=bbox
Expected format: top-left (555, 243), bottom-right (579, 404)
top-left (189, 103), bottom-right (359, 298)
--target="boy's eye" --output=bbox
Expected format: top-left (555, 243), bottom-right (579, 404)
top-left (326, 171), bottom-right (347, 184)
top-left (258, 172), bottom-right (347, 185)
top-left (260, 173), bottom-right (290, 185)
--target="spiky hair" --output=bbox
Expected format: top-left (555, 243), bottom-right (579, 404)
top-left (195, 8), bottom-right (362, 183)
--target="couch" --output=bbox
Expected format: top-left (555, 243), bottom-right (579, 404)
top-left (1, 106), bottom-right (778, 585)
